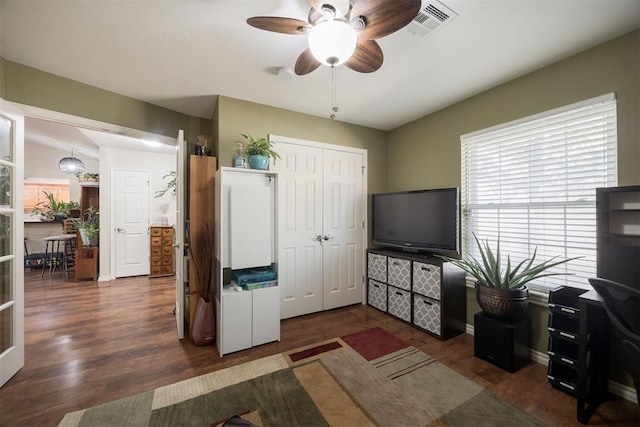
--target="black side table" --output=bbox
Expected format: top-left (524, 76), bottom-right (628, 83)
top-left (474, 311), bottom-right (531, 373)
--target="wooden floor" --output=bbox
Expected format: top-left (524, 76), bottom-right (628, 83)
top-left (1, 271), bottom-right (638, 427)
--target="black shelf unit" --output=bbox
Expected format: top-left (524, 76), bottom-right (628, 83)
top-left (547, 286), bottom-right (587, 396)
top-left (366, 248), bottom-right (466, 340)
top-left (547, 286), bottom-right (610, 424)
top-left (596, 185), bottom-right (640, 289)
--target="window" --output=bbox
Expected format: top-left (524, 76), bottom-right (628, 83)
top-left (461, 94), bottom-right (617, 291)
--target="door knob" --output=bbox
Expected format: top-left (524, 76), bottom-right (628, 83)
top-left (323, 234), bottom-right (335, 241)
top-left (117, 227), bottom-right (125, 233)
top-left (314, 234), bottom-right (323, 242)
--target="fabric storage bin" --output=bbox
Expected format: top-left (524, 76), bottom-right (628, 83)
top-left (387, 286), bottom-right (411, 322)
top-left (367, 253), bottom-right (387, 282)
top-left (412, 261), bottom-right (441, 299)
top-left (388, 257), bottom-right (411, 291)
top-left (413, 294), bottom-right (442, 336)
top-left (367, 280), bottom-right (387, 312)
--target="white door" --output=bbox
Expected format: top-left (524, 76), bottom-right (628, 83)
top-left (322, 150), bottom-right (364, 309)
top-left (174, 130), bottom-right (185, 339)
top-left (272, 136), bottom-right (366, 319)
top-left (114, 169), bottom-right (150, 277)
top-left (276, 143), bottom-right (324, 319)
top-left (0, 98), bottom-right (24, 388)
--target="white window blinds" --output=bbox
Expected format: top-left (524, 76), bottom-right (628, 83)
top-left (461, 94), bottom-right (617, 291)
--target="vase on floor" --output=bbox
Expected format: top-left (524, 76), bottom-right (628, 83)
top-left (192, 297), bottom-right (215, 346)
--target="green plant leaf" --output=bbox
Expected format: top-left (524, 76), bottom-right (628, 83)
top-left (440, 234), bottom-right (581, 289)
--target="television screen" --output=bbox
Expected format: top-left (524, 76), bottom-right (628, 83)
top-left (372, 188), bottom-right (459, 257)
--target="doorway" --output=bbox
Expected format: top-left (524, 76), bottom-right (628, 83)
top-left (114, 169), bottom-right (150, 278)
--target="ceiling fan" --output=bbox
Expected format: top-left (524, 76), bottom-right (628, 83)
top-left (247, 0), bottom-right (421, 76)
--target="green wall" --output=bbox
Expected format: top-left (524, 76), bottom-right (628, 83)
top-left (216, 96), bottom-right (388, 195)
top-left (0, 57), bottom-right (6, 99)
top-left (390, 30), bottom-right (640, 386)
top-left (388, 30), bottom-right (639, 190)
top-left (3, 60), bottom-right (211, 144)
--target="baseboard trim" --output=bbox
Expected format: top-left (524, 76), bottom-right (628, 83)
top-left (465, 323), bottom-right (637, 404)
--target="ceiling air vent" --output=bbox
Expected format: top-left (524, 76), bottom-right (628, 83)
top-left (407, 0), bottom-right (458, 38)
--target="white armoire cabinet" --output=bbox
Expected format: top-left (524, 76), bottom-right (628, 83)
top-left (215, 167), bottom-right (279, 356)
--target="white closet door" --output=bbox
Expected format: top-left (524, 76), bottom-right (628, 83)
top-left (322, 149), bottom-right (364, 309)
top-left (275, 143), bottom-right (324, 319)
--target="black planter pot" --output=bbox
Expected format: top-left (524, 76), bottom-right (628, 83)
top-left (475, 282), bottom-right (529, 320)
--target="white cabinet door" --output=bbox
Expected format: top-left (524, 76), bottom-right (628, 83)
top-left (252, 286), bottom-right (280, 346)
top-left (220, 290), bottom-right (252, 355)
top-left (230, 185), bottom-right (272, 269)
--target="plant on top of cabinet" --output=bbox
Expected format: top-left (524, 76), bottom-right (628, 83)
top-left (68, 207), bottom-right (100, 246)
top-left (78, 172), bottom-right (99, 183)
top-left (241, 133), bottom-right (280, 170)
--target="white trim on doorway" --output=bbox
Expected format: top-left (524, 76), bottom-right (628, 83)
top-left (13, 102), bottom-right (176, 281)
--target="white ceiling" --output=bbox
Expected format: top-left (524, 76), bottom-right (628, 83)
top-left (2, 0), bottom-right (639, 151)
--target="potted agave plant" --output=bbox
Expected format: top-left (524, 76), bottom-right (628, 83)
top-left (441, 234), bottom-right (579, 320)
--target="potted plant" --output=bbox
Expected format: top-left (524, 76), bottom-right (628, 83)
top-left (67, 200), bottom-right (81, 217)
top-left (154, 171), bottom-right (176, 198)
top-left (241, 133), bottom-right (280, 170)
top-left (188, 222), bottom-right (216, 346)
top-left (78, 172), bottom-right (99, 183)
top-left (32, 191), bottom-right (73, 221)
top-left (68, 207), bottom-right (100, 246)
top-left (441, 234), bottom-right (579, 320)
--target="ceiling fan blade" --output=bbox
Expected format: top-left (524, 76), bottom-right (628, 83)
top-left (309, 0), bottom-right (350, 18)
top-left (344, 39), bottom-right (383, 73)
top-left (295, 49), bottom-right (322, 75)
top-left (247, 16), bottom-right (311, 35)
top-left (350, 0), bottom-right (421, 40)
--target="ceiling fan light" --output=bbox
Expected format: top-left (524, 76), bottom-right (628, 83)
top-left (322, 0), bottom-right (350, 18)
top-left (308, 20), bottom-right (357, 67)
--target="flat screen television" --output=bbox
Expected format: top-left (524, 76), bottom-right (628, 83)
top-left (372, 187), bottom-right (460, 257)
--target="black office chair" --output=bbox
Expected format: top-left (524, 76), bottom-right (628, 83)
top-left (588, 277), bottom-right (640, 407)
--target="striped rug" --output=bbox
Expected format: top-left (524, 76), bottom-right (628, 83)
top-left (59, 327), bottom-right (546, 426)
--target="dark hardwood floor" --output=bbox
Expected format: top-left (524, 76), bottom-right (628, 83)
top-left (1, 270), bottom-right (638, 426)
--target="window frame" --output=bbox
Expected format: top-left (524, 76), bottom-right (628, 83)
top-left (460, 93), bottom-right (618, 292)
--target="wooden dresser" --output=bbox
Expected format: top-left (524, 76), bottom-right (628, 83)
top-left (150, 225), bottom-right (175, 278)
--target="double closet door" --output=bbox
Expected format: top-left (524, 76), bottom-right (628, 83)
top-left (272, 136), bottom-right (366, 319)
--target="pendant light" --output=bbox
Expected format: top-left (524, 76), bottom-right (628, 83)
top-left (58, 149), bottom-right (85, 175)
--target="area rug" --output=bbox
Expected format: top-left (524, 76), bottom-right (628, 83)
top-left (58, 327), bottom-right (546, 426)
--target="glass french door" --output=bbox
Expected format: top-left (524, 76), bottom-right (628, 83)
top-left (0, 98), bottom-right (24, 388)
top-left (174, 130), bottom-right (185, 339)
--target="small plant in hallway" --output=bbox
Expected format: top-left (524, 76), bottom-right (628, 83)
top-left (69, 207), bottom-right (100, 246)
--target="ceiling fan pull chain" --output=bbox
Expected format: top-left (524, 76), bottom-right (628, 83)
top-left (330, 66), bottom-right (338, 120)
